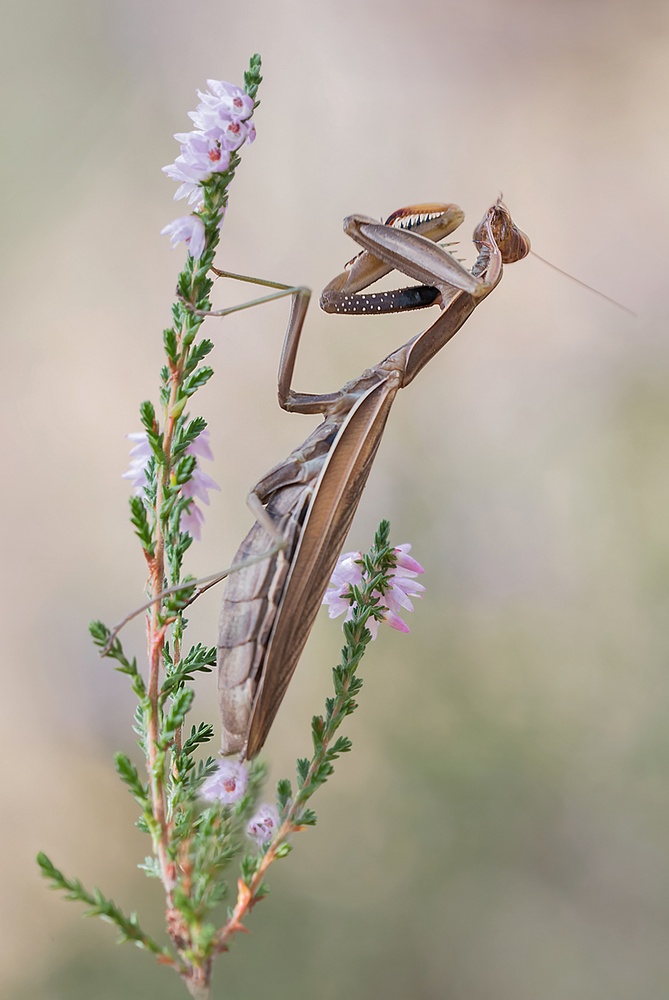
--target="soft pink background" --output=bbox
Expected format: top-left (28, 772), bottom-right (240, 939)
top-left (4, 1), bottom-right (669, 997)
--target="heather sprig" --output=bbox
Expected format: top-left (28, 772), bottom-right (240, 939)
top-left (216, 521), bottom-right (404, 946)
top-left (39, 56), bottom-right (267, 1000)
top-left (323, 540), bottom-right (425, 636)
top-left (47, 512), bottom-right (408, 999)
top-left (37, 56), bottom-right (425, 1000)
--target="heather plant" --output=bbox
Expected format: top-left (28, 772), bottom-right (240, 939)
top-left (36, 55), bottom-right (424, 1000)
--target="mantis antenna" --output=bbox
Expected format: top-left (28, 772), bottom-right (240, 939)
top-left (530, 250), bottom-right (636, 317)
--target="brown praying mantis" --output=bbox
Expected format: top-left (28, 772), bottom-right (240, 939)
top-left (213, 197), bottom-right (530, 759)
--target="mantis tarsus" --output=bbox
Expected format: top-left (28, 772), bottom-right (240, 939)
top-left (215, 198), bottom-right (530, 759)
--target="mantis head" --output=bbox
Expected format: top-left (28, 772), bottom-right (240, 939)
top-left (474, 198), bottom-right (531, 263)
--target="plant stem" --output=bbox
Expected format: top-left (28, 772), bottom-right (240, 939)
top-left (146, 325), bottom-right (185, 895)
top-left (183, 963), bottom-right (212, 1000)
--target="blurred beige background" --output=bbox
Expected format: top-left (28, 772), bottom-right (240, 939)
top-left (3, 0), bottom-right (669, 997)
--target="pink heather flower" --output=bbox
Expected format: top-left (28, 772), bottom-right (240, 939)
top-left (200, 760), bottom-right (248, 805)
top-left (181, 465), bottom-right (221, 540)
top-left (122, 429), bottom-right (220, 540)
top-left (186, 432), bottom-right (214, 461)
top-left (181, 500), bottom-right (205, 540)
top-left (247, 804), bottom-right (280, 845)
top-left (160, 214), bottom-right (206, 261)
top-left (162, 83), bottom-right (254, 204)
top-left (121, 432), bottom-right (153, 492)
top-left (219, 118), bottom-right (255, 150)
top-left (181, 465), bottom-right (220, 505)
top-left (162, 78), bottom-right (255, 244)
top-left (187, 118), bottom-right (254, 154)
top-left (202, 80), bottom-right (254, 119)
top-left (322, 544), bottom-right (425, 639)
top-left (189, 81), bottom-right (254, 135)
top-left (164, 131), bottom-right (232, 204)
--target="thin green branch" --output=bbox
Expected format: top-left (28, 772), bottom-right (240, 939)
top-left (37, 852), bottom-right (179, 966)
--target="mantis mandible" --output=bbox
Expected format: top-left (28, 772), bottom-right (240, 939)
top-left (216, 198), bottom-right (530, 759)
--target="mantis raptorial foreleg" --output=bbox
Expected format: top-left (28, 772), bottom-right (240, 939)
top-left (320, 202), bottom-right (465, 310)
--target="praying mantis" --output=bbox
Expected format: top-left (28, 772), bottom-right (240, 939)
top-left (215, 198), bottom-right (530, 759)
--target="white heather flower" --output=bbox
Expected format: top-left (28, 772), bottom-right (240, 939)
top-left (322, 545), bottom-right (425, 638)
top-left (160, 214), bottom-right (206, 261)
top-left (122, 429), bottom-right (220, 540)
top-left (200, 760), bottom-right (248, 805)
top-left (247, 804), bottom-right (280, 845)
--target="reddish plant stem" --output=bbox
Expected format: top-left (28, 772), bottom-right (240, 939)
top-left (182, 962), bottom-right (212, 1000)
top-left (146, 346), bottom-right (184, 897)
top-left (173, 632), bottom-right (183, 764)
